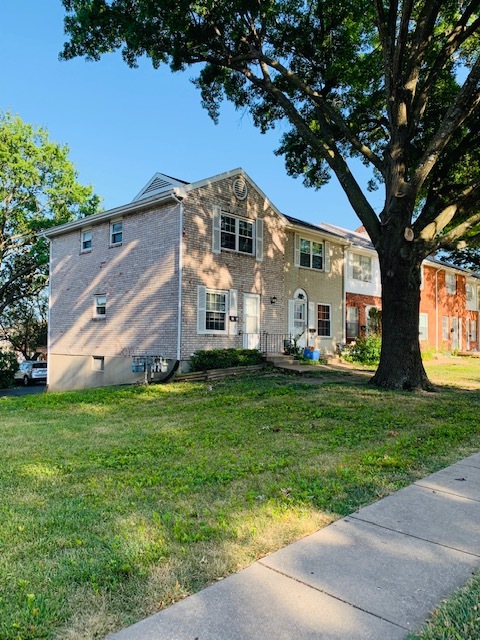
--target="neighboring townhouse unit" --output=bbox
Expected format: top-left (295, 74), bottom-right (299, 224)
top-left (45, 168), bottom-right (345, 391)
top-left (283, 216), bottom-right (347, 354)
top-left (420, 261), bottom-right (480, 353)
top-left (323, 224), bottom-right (480, 352)
top-left (321, 224), bottom-right (382, 341)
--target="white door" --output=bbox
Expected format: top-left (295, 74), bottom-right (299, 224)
top-left (451, 317), bottom-right (459, 351)
top-left (243, 294), bottom-right (260, 349)
top-left (288, 299), bottom-right (307, 348)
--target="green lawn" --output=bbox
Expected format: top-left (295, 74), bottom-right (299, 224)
top-left (1, 359), bottom-right (479, 640)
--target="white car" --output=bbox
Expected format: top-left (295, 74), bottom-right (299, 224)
top-left (14, 361), bottom-right (48, 386)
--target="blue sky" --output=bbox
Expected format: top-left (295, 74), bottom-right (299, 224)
top-left (1, 2), bottom-right (384, 228)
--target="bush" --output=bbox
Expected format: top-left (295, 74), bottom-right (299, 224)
top-left (189, 348), bottom-right (264, 372)
top-left (341, 335), bottom-right (382, 365)
top-left (0, 350), bottom-right (19, 388)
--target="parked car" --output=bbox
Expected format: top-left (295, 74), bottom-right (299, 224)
top-left (14, 361), bottom-right (47, 386)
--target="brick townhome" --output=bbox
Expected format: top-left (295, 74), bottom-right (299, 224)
top-left (45, 169), bottom-right (346, 391)
top-left (45, 170), bottom-right (479, 391)
top-left (323, 224), bottom-right (480, 353)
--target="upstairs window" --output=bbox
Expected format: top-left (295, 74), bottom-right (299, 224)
top-left (221, 214), bottom-right (254, 254)
top-left (466, 282), bottom-right (474, 302)
top-left (81, 229), bottom-right (92, 252)
top-left (110, 220), bottom-right (123, 246)
top-left (94, 294), bottom-right (107, 318)
top-left (352, 253), bottom-right (372, 282)
top-left (446, 273), bottom-right (456, 294)
top-left (299, 238), bottom-right (323, 270)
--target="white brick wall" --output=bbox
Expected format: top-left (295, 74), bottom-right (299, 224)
top-left (49, 201), bottom-right (182, 363)
top-left (180, 174), bottom-right (286, 358)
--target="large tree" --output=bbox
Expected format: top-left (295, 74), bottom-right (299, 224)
top-left (0, 111), bottom-right (100, 316)
top-left (61, 0), bottom-right (480, 390)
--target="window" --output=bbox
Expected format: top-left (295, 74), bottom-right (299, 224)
top-left (206, 290), bottom-right (227, 332)
top-left (92, 356), bottom-right (104, 372)
top-left (352, 254), bottom-right (372, 282)
top-left (317, 304), bottom-right (331, 337)
top-left (94, 294), bottom-right (106, 318)
top-left (465, 282), bottom-right (475, 302)
top-left (110, 220), bottom-right (123, 245)
top-left (300, 238), bottom-right (323, 270)
top-left (346, 306), bottom-right (359, 339)
top-left (419, 313), bottom-right (428, 341)
top-left (446, 273), bottom-right (456, 294)
top-left (442, 316), bottom-right (449, 341)
top-left (81, 229), bottom-right (92, 252)
top-left (221, 214), bottom-right (253, 254)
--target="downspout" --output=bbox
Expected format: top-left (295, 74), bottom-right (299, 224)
top-left (342, 247), bottom-right (347, 346)
top-left (342, 242), bottom-right (352, 346)
top-left (435, 268), bottom-right (440, 352)
top-left (46, 237), bottom-right (52, 390)
top-left (173, 193), bottom-right (184, 362)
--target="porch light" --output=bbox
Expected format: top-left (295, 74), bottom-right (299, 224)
top-left (270, 296), bottom-right (277, 304)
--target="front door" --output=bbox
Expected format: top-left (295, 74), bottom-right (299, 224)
top-left (451, 317), bottom-right (459, 351)
top-left (288, 299), bottom-right (307, 348)
top-left (243, 293), bottom-right (260, 349)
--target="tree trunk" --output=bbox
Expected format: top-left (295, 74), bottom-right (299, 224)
top-left (369, 233), bottom-right (434, 391)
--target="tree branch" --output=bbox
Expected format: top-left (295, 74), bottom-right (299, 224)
top-left (411, 56), bottom-right (480, 195)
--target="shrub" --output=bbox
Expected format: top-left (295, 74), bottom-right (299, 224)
top-left (0, 350), bottom-right (19, 388)
top-left (341, 335), bottom-right (382, 365)
top-left (189, 348), bottom-right (264, 372)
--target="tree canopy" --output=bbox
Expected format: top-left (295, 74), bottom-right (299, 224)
top-left (62, 0), bottom-right (480, 254)
top-left (61, 0), bottom-right (480, 389)
top-left (0, 111), bottom-right (101, 316)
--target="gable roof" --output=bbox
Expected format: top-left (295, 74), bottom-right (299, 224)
top-left (132, 173), bottom-right (189, 202)
top-left (176, 167), bottom-right (289, 223)
top-left (43, 168), bottom-right (288, 239)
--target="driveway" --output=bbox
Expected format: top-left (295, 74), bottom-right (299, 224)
top-left (0, 383), bottom-right (46, 398)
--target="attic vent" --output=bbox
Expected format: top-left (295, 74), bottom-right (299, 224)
top-left (233, 177), bottom-right (248, 201)
top-left (144, 176), bottom-right (171, 194)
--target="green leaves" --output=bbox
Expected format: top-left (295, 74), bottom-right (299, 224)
top-left (0, 111), bottom-right (101, 316)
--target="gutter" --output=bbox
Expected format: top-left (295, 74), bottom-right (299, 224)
top-left (42, 190), bottom-right (180, 239)
top-left (173, 193), bottom-right (184, 362)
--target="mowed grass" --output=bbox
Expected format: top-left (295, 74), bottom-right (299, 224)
top-left (1, 359), bottom-right (479, 640)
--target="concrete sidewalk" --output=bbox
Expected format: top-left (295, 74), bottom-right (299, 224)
top-left (108, 453), bottom-right (480, 640)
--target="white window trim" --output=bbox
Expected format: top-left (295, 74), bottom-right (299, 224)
top-left (446, 272), bottom-right (456, 295)
top-left (94, 294), bottom-right (107, 319)
top-left (110, 219), bottom-right (123, 246)
top-left (317, 303), bottom-right (332, 338)
top-left (197, 286), bottom-right (230, 335)
top-left (81, 228), bottom-right (92, 253)
top-left (221, 213), bottom-right (254, 255)
top-left (294, 234), bottom-right (329, 272)
top-left (350, 252), bottom-right (373, 283)
top-left (212, 206), bottom-right (263, 260)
